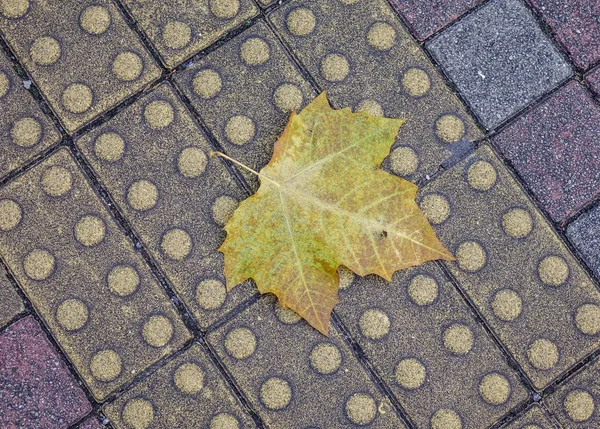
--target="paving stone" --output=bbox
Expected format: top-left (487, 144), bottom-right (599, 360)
top-left (500, 404), bottom-right (555, 428)
top-left (104, 343), bottom-right (256, 428)
top-left (336, 263), bottom-right (528, 428)
top-left (0, 0), bottom-right (161, 133)
top-left (79, 416), bottom-right (105, 429)
top-left (207, 297), bottom-right (406, 428)
top-left (585, 65), bottom-right (600, 97)
top-left (426, 0), bottom-right (572, 130)
top-left (567, 205), bottom-right (600, 280)
top-left (119, 0), bottom-right (259, 68)
top-left (546, 357), bottom-right (600, 427)
top-left (0, 148), bottom-right (190, 401)
top-left (388, 0), bottom-right (485, 41)
top-left (174, 20), bottom-right (315, 191)
top-left (529, 0), bottom-right (600, 70)
top-left (268, 0), bottom-right (482, 184)
top-left (493, 81), bottom-right (600, 223)
top-left (0, 48), bottom-right (60, 178)
top-left (419, 144), bottom-right (600, 390)
top-left (76, 82), bottom-right (255, 330)
top-left (0, 316), bottom-right (91, 429)
top-left (0, 271), bottom-right (23, 328)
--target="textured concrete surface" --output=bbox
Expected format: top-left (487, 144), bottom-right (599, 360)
top-left (585, 64), bottom-right (600, 97)
top-left (427, 0), bottom-right (572, 130)
top-left (500, 404), bottom-right (555, 428)
top-left (567, 204), bottom-right (600, 279)
top-left (0, 272), bottom-right (23, 328)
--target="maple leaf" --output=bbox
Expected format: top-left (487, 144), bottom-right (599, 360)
top-left (217, 92), bottom-right (454, 335)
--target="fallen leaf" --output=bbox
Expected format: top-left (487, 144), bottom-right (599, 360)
top-left (217, 92), bottom-right (454, 335)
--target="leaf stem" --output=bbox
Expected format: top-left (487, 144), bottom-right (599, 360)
top-left (211, 151), bottom-right (280, 187)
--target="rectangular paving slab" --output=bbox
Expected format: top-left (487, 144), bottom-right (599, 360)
top-left (567, 204), bottom-right (600, 280)
top-left (0, 271), bottom-right (23, 328)
top-left (500, 404), bottom-right (555, 428)
top-left (426, 0), bottom-right (572, 130)
top-left (76, 82), bottom-right (256, 330)
top-left (335, 263), bottom-right (528, 429)
top-left (0, 148), bottom-right (190, 401)
top-left (207, 297), bottom-right (407, 428)
top-left (0, 49), bottom-right (60, 178)
top-left (0, 0), bottom-right (161, 133)
top-left (419, 144), bottom-right (600, 390)
top-left (104, 343), bottom-right (256, 428)
top-left (268, 0), bottom-right (482, 183)
top-left (119, 0), bottom-right (259, 68)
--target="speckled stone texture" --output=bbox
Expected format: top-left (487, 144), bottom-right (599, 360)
top-left (494, 80), bottom-right (600, 223)
top-left (388, 0), bottom-right (484, 41)
top-left (567, 205), bottom-right (600, 278)
top-left (0, 316), bottom-right (91, 429)
top-left (426, 0), bottom-right (572, 130)
top-left (586, 65), bottom-right (600, 96)
top-left (529, 0), bottom-right (600, 70)
top-left (79, 416), bottom-right (105, 429)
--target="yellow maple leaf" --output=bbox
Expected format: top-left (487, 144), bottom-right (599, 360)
top-left (217, 92), bottom-right (454, 335)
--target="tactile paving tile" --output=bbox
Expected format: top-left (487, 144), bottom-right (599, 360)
top-left (207, 297), bottom-right (406, 428)
top-left (500, 404), bottom-right (555, 428)
top-left (104, 343), bottom-right (256, 428)
top-left (268, 0), bottom-right (482, 183)
top-left (174, 20), bottom-right (315, 191)
top-left (335, 263), bottom-right (528, 428)
top-left (419, 144), bottom-right (600, 390)
top-left (76, 82), bottom-right (255, 330)
top-left (0, 0), bottom-right (161, 133)
top-left (0, 271), bottom-right (24, 327)
top-left (0, 49), bottom-right (60, 177)
top-left (0, 148), bottom-right (190, 401)
top-left (119, 0), bottom-right (259, 69)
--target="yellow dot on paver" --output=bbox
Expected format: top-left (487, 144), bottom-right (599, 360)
top-left (0, 0), bottom-right (29, 18)
top-left (338, 266), bottom-right (355, 290)
top-left (260, 377), bottom-right (292, 410)
top-left (345, 393), bottom-right (376, 425)
top-left (575, 304), bottom-right (600, 335)
top-left (436, 115), bottom-right (465, 143)
top-left (225, 327), bottom-right (256, 359)
top-left (144, 100), bottom-right (174, 130)
top-left (538, 255), bottom-right (569, 287)
top-left (174, 362), bottom-right (205, 395)
top-left (23, 249), bottom-right (55, 280)
top-left (273, 83), bottom-right (303, 113)
top-left (127, 180), bottom-right (158, 211)
top-left (41, 166), bottom-right (72, 197)
top-left (443, 323), bottom-right (473, 355)
top-left (286, 7), bottom-right (316, 36)
top-left (467, 160), bottom-right (497, 191)
top-left (196, 279), bottom-right (226, 310)
top-left (338, 0), bottom-right (361, 4)
top-left (491, 289), bottom-right (522, 321)
top-left (30, 36), bottom-right (61, 65)
top-left (0, 71), bottom-right (9, 98)
top-left (275, 305), bottom-right (301, 324)
top-left (94, 132), bottom-right (125, 162)
top-left (527, 338), bottom-right (558, 370)
top-left (90, 349), bottom-right (122, 381)
top-left (122, 398), bottom-right (154, 429)
top-left (419, 194), bottom-right (450, 225)
top-left (502, 208), bottom-right (533, 238)
top-left (355, 99), bottom-right (384, 117)
top-left (80, 5), bottom-right (111, 35)
top-left (431, 409), bottom-right (462, 429)
top-left (310, 343), bottom-right (341, 374)
top-left (0, 199), bottom-right (22, 231)
top-left (209, 0), bottom-right (240, 19)
top-left (225, 115), bottom-right (255, 145)
top-left (75, 215), bottom-right (106, 247)
top-left (321, 53), bottom-right (350, 82)
top-left (212, 196), bottom-right (239, 226)
top-left (408, 274), bottom-right (438, 306)
top-left (177, 147), bottom-right (208, 178)
top-left (56, 298), bottom-right (89, 331)
top-left (359, 308), bottom-right (390, 340)
top-left (564, 389), bottom-right (595, 422)
top-left (456, 241), bottom-right (486, 272)
top-left (522, 426), bottom-right (541, 429)
top-left (107, 265), bottom-right (139, 297)
top-left (142, 315), bottom-right (173, 347)
top-left (162, 21), bottom-right (191, 50)
top-left (161, 228), bottom-right (192, 261)
top-left (402, 68), bottom-right (431, 97)
top-left (112, 51), bottom-right (143, 81)
top-left (395, 358), bottom-right (426, 390)
top-left (11, 117), bottom-right (42, 148)
top-left (240, 37), bottom-right (270, 66)
top-left (367, 22), bottom-right (396, 51)
top-left (192, 69), bottom-right (222, 99)
top-left (210, 413), bottom-right (239, 429)
top-left (479, 373), bottom-right (510, 405)
top-left (389, 146), bottom-right (418, 176)
top-left (62, 83), bottom-right (93, 114)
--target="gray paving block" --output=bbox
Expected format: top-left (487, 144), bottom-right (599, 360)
top-left (567, 206), bottom-right (600, 279)
top-left (426, 0), bottom-right (572, 130)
